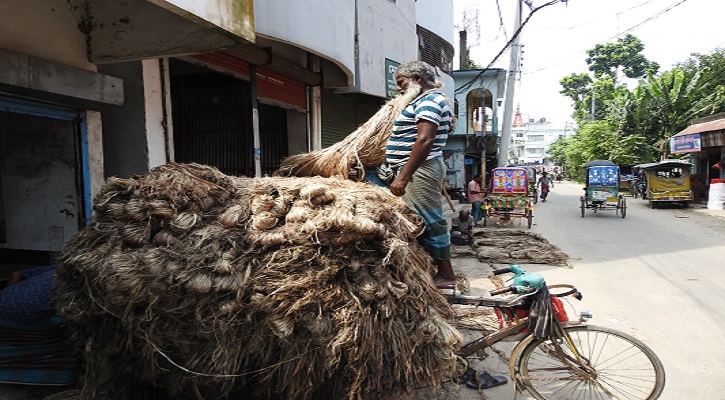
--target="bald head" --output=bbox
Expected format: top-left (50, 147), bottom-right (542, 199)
top-left (459, 210), bottom-right (470, 220)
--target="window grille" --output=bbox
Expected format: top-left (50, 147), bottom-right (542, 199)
top-left (417, 25), bottom-right (454, 74)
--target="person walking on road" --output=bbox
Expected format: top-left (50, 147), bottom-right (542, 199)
top-left (538, 171), bottom-right (554, 202)
top-left (467, 174), bottom-right (484, 226)
top-left (386, 61), bottom-right (456, 289)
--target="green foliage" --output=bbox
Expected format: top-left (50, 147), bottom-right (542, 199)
top-left (559, 73), bottom-right (592, 103)
top-left (465, 59), bottom-right (484, 70)
top-left (585, 34), bottom-right (660, 81)
top-left (677, 49), bottom-right (725, 116)
top-left (554, 42), bottom-right (725, 178)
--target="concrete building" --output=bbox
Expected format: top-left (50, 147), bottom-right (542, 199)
top-left (446, 68), bottom-right (507, 190)
top-left (0, 0), bottom-right (454, 264)
top-left (521, 118), bottom-right (572, 165)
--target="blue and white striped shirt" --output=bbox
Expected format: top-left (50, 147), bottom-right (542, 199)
top-left (386, 91), bottom-right (451, 168)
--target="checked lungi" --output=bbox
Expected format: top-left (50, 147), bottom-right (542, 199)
top-left (401, 157), bottom-right (451, 260)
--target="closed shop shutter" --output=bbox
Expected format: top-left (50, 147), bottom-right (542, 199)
top-left (193, 53), bottom-right (307, 111)
top-left (256, 66), bottom-right (307, 110)
top-left (321, 90), bottom-right (383, 148)
top-left (321, 89), bottom-right (357, 148)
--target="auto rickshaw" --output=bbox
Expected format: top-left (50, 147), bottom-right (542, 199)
top-left (482, 167), bottom-right (534, 228)
top-left (636, 159), bottom-right (694, 208)
top-left (580, 160), bottom-right (627, 218)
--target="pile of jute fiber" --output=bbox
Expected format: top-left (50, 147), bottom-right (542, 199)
top-left (274, 86), bottom-right (420, 181)
top-left (55, 163), bottom-right (461, 400)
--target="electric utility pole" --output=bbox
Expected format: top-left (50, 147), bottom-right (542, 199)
top-left (498, 0), bottom-right (522, 167)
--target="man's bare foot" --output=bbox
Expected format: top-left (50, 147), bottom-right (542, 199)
top-left (433, 274), bottom-right (457, 288)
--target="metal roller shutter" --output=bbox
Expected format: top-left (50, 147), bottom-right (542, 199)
top-left (321, 90), bottom-right (382, 148)
top-left (321, 89), bottom-right (357, 148)
top-left (193, 53), bottom-right (307, 111)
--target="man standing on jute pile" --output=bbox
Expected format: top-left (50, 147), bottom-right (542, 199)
top-left (386, 61), bottom-right (456, 289)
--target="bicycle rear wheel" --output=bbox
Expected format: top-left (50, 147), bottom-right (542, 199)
top-left (517, 325), bottom-right (665, 400)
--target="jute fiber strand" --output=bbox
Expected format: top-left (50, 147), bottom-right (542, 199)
top-left (274, 86), bottom-right (422, 180)
top-left (55, 163), bottom-right (462, 400)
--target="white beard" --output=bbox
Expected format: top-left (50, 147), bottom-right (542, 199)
top-left (399, 81), bottom-right (422, 103)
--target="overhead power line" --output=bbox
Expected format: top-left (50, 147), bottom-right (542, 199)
top-left (455, 0), bottom-right (568, 95)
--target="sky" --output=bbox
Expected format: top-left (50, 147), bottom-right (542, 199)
top-left (453, 0), bottom-right (725, 126)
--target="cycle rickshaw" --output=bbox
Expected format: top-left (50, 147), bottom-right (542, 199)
top-left (508, 165), bottom-right (538, 203)
top-left (482, 167), bottom-right (534, 228)
top-left (580, 160), bottom-right (627, 218)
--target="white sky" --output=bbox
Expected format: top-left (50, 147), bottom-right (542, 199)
top-left (453, 0), bottom-right (725, 126)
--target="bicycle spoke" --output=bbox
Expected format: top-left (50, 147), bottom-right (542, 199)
top-left (517, 326), bottom-right (665, 400)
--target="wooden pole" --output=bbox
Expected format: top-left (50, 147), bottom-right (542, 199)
top-left (441, 182), bottom-right (457, 211)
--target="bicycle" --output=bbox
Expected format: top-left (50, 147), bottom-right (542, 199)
top-left (445, 265), bottom-right (666, 399)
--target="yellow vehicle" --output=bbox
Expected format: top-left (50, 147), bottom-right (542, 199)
top-left (636, 160), bottom-right (694, 208)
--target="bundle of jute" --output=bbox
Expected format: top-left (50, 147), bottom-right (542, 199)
top-left (274, 87), bottom-right (422, 181)
top-left (55, 163), bottom-right (462, 400)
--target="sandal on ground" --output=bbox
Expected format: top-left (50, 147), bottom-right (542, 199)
top-left (465, 371), bottom-right (507, 390)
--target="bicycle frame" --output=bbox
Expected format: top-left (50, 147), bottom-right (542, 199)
top-left (446, 289), bottom-right (592, 392)
top-left (446, 268), bottom-right (665, 399)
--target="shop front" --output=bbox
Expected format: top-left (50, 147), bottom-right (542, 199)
top-left (671, 114), bottom-right (725, 209)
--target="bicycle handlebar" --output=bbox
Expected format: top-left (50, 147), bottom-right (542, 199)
top-left (489, 284), bottom-right (582, 299)
top-left (492, 267), bottom-right (511, 276)
top-left (489, 286), bottom-right (514, 296)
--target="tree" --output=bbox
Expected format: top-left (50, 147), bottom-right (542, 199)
top-left (607, 68), bottom-right (703, 159)
top-left (559, 73), bottom-right (593, 103)
top-left (644, 68), bottom-right (703, 157)
top-left (560, 73), bottom-right (593, 125)
top-left (677, 48), bottom-right (725, 116)
top-left (585, 34), bottom-right (659, 82)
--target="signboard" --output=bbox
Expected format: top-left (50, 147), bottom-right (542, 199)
top-left (385, 59), bottom-right (400, 98)
top-left (670, 133), bottom-right (701, 154)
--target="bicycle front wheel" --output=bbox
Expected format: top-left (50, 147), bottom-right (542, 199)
top-left (517, 325), bottom-right (665, 400)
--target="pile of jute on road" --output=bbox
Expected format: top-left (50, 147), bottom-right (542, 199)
top-left (55, 163), bottom-right (461, 400)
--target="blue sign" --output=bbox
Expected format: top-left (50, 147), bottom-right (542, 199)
top-left (670, 133), bottom-right (701, 154)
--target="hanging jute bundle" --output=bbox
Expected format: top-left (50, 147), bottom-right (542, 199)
top-left (55, 163), bottom-right (462, 400)
top-left (274, 87), bottom-right (422, 181)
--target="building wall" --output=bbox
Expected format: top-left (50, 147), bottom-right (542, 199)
top-left (415, 0), bottom-right (454, 44)
top-left (0, 0), bottom-right (94, 71)
top-left (287, 109), bottom-right (308, 156)
top-left (522, 121), bottom-right (568, 164)
top-left (254, 0), bottom-right (355, 81)
top-left (98, 61), bottom-right (157, 178)
top-left (451, 70), bottom-right (506, 136)
top-left (355, 0), bottom-right (418, 97)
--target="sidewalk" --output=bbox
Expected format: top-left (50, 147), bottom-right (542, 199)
top-left (690, 202), bottom-right (725, 218)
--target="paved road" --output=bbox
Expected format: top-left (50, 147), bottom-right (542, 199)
top-left (516, 180), bottom-right (725, 400)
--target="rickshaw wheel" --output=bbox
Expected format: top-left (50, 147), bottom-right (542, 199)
top-left (526, 209), bottom-right (533, 228)
top-left (580, 197), bottom-right (586, 218)
top-left (533, 189), bottom-right (538, 204)
top-left (482, 216), bottom-right (488, 227)
top-left (619, 195), bottom-right (627, 218)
